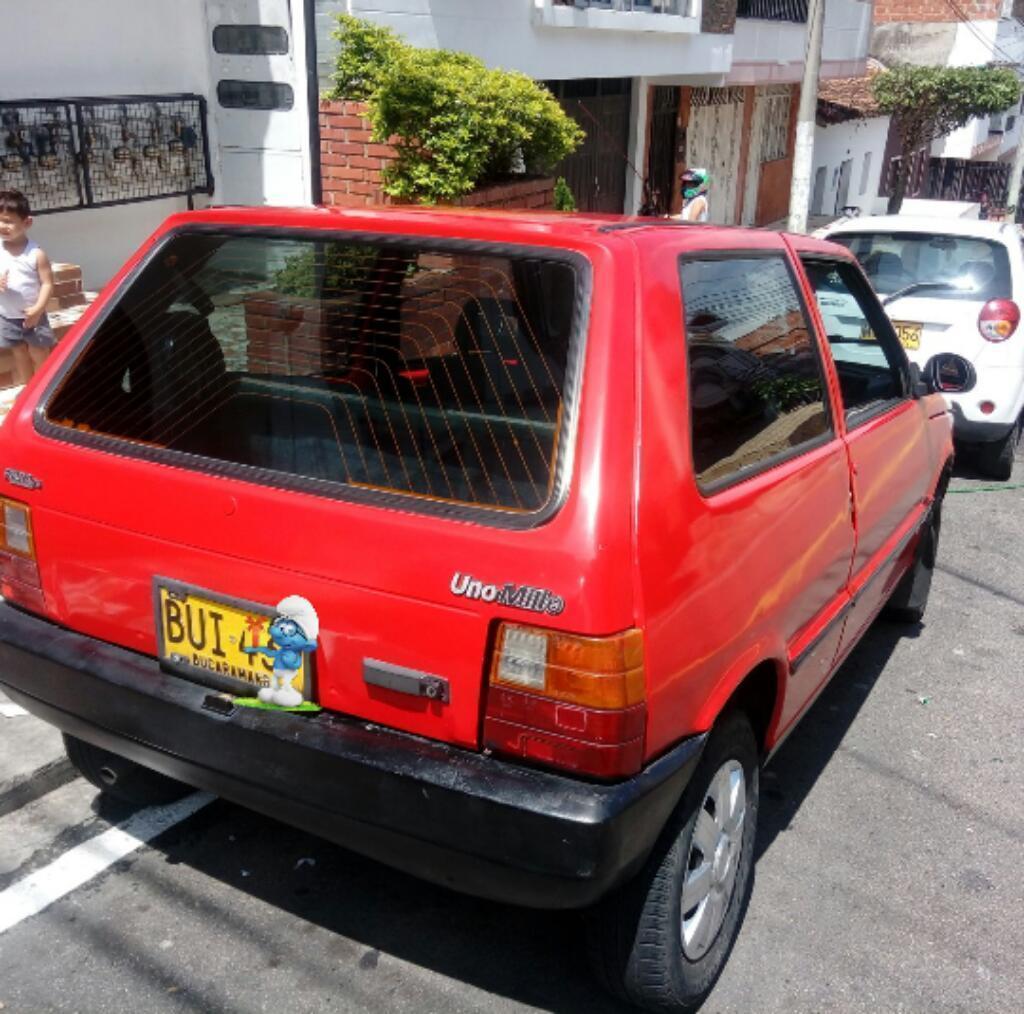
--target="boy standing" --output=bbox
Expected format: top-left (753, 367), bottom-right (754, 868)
top-left (0, 189), bottom-right (56, 384)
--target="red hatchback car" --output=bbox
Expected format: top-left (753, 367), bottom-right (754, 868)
top-left (0, 207), bottom-right (957, 1011)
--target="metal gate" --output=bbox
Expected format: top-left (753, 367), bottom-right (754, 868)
top-left (0, 96), bottom-right (212, 215)
top-left (924, 158), bottom-right (1010, 205)
top-left (687, 87), bottom-right (746, 225)
top-left (547, 79), bottom-right (632, 214)
top-left (645, 86), bottom-right (680, 216)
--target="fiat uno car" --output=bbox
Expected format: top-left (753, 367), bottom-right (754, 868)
top-left (825, 215), bottom-right (1024, 479)
top-left (0, 207), bottom-right (958, 1011)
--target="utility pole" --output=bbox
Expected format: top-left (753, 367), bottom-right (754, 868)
top-left (1006, 118), bottom-right (1024, 221)
top-left (787, 0), bottom-right (826, 233)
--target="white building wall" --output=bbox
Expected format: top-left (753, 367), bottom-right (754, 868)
top-left (728, 0), bottom-right (872, 85)
top-left (811, 115), bottom-right (890, 218)
top-left (0, 0), bottom-right (215, 289)
top-left (316, 0), bottom-right (731, 86)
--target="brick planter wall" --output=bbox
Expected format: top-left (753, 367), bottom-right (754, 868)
top-left (319, 99), bottom-right (555, 211)
top-left (243, 293), bottom-right (330, 376)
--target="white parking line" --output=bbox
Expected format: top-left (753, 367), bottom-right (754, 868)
top-left (0, 703), bottom-right (29, 718)
top-left (0, 791), bottom-right (213, 934)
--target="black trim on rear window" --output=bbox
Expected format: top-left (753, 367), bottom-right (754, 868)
top-left (35, 226), bottom-right (591, 531)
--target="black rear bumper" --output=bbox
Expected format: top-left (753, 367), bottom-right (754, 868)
top-left (0, 603), bottom-right (704, 909)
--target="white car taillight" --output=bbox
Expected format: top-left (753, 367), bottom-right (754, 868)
top-left (0, 496), bottom-right (44, 613)
top-left (978, 299), bottom-right (1020, 342)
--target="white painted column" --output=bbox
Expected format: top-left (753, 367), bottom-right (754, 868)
top-left (625, 76), bottom-right (651, 215)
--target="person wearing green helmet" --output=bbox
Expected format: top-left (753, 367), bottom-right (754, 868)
top-left (678, 167), bottom-right (709, 222)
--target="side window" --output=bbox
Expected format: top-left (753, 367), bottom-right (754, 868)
top-left (680, 255), bottom-right (832, 491)
top-left (802, 258), bottom-right (907, 423)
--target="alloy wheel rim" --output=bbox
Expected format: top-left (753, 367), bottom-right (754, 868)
top-left (680, 759), bottom-right (746, 961)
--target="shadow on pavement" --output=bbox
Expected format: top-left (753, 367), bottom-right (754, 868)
top-left (115, 621), bottom-right (915, 1013)
top-left (755, 619), bottom-right (911, 862)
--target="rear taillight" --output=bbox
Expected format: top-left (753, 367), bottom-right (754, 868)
top-left (978, 299), bottom-right (1020, 342)
top-left (483, 623), bottom-right (646, 779)
top-left (0, 496), bottom-right (44, 612)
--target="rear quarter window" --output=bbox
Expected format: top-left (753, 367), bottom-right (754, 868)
top-left (43, 231), bottom-right (584, 522)
top-left (679, 254), bottom-right (832, 491)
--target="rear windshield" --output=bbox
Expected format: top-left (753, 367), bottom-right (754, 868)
top-left (831, 231), bottom-right (1012, 302)
top-left (44, 231), bottom-right (582, 517)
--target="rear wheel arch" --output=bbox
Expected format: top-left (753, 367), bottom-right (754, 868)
top-left (719, 661), bottom-right (782, 758)
top-left (694, 658), bottom-right (783, 759)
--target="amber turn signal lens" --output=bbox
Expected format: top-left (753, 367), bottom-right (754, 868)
top-left (490, 623), bottom-right (645, 710)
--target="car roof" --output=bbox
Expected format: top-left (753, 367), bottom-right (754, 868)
top-left (823, 214), bottom-right (1020, 242)
top-left (160, 205), bottom-right (852, 256)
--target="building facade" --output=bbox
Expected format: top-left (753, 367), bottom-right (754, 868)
top-left (1, 0), bottom-right (319, 287)
top-left (316, 0), bottom-right (874, 224)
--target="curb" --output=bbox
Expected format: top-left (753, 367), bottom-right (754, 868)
top-left (0, 756), bottom-right (77, 820)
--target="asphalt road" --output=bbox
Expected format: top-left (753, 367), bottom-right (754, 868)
top-left (0, 455), bottom-right (1021, 1014)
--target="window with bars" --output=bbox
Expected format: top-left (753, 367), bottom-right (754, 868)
top-left (45, 232), bottom-right (582, 517)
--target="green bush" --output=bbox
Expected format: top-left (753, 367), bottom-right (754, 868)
top-left (553, 177), bottom-right (576, 212)
top-left (273, 244), bottom-right (378, 299)
top-left (329, 15), bottom-right (584, 205)
top-left (329, 15), bottom-right (403, 102)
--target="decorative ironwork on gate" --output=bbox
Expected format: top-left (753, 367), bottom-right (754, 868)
top-left (0, 94), bottom-right (213, 215)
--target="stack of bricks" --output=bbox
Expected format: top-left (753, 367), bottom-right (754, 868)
top-left (0, 263), bottom-right (95, 389)
top-left (47, 263), bottom-right (95, 340)
top-left (319, 99), bottom-right (555, 211)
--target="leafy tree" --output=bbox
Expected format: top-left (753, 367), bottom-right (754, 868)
top-left (873, 66), bottom-right (1021, 213)
top-left (328, 16), bottom-right (583, 205)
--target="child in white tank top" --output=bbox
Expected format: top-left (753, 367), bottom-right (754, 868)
top-left (0, 189), bottom-right (56, 384)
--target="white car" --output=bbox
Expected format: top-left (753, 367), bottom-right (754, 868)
top-left (824, 215), bottom-right (1024, 479)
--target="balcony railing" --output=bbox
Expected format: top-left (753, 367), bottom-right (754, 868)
top-left (553, 1), bottom-right (694, 15)
top-left (735, 0), bottom-right (807, 22)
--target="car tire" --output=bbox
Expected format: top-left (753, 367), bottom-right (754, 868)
top-left (976, 416), bottom-right (1021, 482)
top-left (586, 712), bottom-right (759, 1013)
top-left (63, 734), bottom-right (191, 806)
top-left (884, 499), bottom-right (941, 624)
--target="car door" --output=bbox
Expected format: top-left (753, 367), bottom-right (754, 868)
top-left (636, 236), bottom-right (858, 752)
top-left (800, 256), bottom-right (933, 661)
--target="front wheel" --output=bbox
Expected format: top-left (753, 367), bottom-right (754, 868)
top-left (885, 500), bottom-right (941, 624)
top-left (976, 417), bottom-right (1021, 481)
top-left (586, 713), bottom-right (759, 1012)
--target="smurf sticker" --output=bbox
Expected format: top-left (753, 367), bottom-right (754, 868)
top-left (154, 579), bottom-right (321, 711)
top-left (241, 595), bottom-right (319, 708)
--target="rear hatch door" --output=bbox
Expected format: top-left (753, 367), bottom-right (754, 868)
top-left (9, 220), bottom-right (633, 750)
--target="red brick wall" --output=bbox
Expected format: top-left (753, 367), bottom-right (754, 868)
top-left (319, 99), bottom-right (555, 210)
top-left (873, 0), bottom-right (1001, 22)
top-left (320, 99), bottom-right (393, 209)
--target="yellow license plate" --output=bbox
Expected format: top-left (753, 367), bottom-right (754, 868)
top-left (893, 321), bottom-right (922, 350)
top-left (155, 580), bottom-right (310, 697)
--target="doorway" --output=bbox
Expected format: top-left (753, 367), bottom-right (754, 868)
top-left (547, 79), bottom-right (632, 214)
